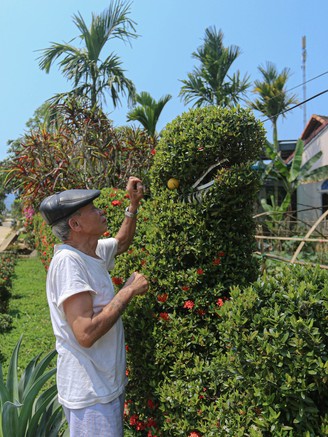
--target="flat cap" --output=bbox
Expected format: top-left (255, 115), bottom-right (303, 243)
top-left (40, 189), bottom-right (101, 226)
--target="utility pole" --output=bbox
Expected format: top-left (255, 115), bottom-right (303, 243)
top-left (302, 35), bottom-right (307, 128)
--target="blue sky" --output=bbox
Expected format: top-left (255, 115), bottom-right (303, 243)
top-left (1, 0), bottom-right (328, 161)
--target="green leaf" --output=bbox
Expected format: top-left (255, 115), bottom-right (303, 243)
top-left (299, 150), bottom-right (322, 176)
top-left (20, 350), bottom-right (57, 400)
top-left (2, 401), bottom-right (20, 437)
top-left (300, 164), bottom-right (328, 184)
top-left (289, 139), bottom-right (304, 181)
top-left (17, 368), bottom-right (57, 436)
top-left (6, 336), bottom-right (23, 403)
top-left (0, 365), bottom-right (9, 406)
top-left (26, 386), bottom-right (58, 437)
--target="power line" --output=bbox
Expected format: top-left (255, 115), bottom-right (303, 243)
top-left (260, 88), bottom-right (328, 124)
top-left (287, 70), bottom-right (328, 93)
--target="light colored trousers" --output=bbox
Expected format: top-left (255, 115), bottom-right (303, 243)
top-left (63, 392), bottom-right (125, 437)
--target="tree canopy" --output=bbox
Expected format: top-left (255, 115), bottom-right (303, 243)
top-left (179, 27), bottom-right (250, 108)
top-left (38, 0), bottom-right (137, 108)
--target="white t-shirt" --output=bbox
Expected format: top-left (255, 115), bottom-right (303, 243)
top-left (46, 238), bottom-right (128, 409)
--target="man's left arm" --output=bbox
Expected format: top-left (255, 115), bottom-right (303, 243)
top-left (115, 176), bottom-right (144, 255)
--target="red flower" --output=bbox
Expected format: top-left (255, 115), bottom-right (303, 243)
top-left (217, 251), bottom-right (225, 257)
top-left (111, 200), bottom-right (122, 206)
top-left (147, 399), bottom-right (155, 409)
top-left (112, 277), bottom-right (123, 285)
top-left (103, 231), bottom-right (110, 237)
top-left (147, 417), bottom-right (157, 427)
top-left (129, 414), bottom-right (139, 426)
top-left (181, 285), bottom-right (190, 291)
top-left (216, 298), bottom-right (224, 307)
top-left (212, 257), bottom-right (221, 265)
top-left (136, 421), bottom-right (146, 431)
top-left (157, 293), bottom-right (168, 303)
top-left (159, 312), bottom-right (170, 321)
top-left (150, 149), bottom-right (156, 155)
top-left (196, 268), bottom-right (204, 275)
top-left (183, 300), bottom-right (195, 309)
top-left (197, 309), bottom-right (206, 316)
top-left (189, 432), bottom-right (202, 437)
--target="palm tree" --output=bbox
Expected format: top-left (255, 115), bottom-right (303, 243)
top-left (249, 62), bottom-right (298, 150)
top-left (38, 0), bottom-right (137, 108)
top-left (126, 91), bottom-right (172, 137)
top-left (179, 27), bottom-right (250, 108)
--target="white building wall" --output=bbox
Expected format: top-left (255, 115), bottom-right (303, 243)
top-left (297, 182), bottom-right (322, 223)
top-left (301, 126), bottom-right (328, 170)
top-left (297, 125), bottom-right (328, 223)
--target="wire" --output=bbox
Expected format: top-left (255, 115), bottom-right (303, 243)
top-left (287, 70), bottom-right (328, 93)
top-left (259, 88), bottom-right (328, 123)
top-left (251, 69), bottom-right (328, 123)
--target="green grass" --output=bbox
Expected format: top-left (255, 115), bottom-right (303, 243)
top-left (0, 255), bottom-right (55, 374)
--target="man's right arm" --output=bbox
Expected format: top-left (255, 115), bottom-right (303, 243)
top-left (63, 272), bottom-right (148, 348)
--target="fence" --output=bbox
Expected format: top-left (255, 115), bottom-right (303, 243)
top-left (254, 208), bottom-right (328, 270)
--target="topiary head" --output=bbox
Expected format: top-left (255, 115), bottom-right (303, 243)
top-left (149, 106), bottom-right (266, 198)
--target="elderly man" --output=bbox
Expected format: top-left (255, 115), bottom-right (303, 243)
top-left (39, 176), bottom-right (148, 437)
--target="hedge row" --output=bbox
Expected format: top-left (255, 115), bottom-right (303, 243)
top-left (0, 251), bottom-right (17, 333)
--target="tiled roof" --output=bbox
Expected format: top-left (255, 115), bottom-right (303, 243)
top-left (301, 114), bottom-right (328, 144)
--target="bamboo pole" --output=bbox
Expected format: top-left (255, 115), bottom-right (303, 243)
top-left (255, 236), bottom-right (328, 243)
top-left (254, 251), bottom-right (328, 270)
top-left (290, 209), bottom-right (328, 263)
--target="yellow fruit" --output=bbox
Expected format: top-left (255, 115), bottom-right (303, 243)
top-left (167, 178), bottom-right (180, 190)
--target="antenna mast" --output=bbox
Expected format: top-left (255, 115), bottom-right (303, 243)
top-left (302, 36), bottom-right (307, 127)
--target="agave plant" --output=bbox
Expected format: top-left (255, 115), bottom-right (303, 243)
top-left (0, 337), bottom-right (66, 437)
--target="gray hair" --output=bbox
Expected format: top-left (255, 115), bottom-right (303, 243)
top-left (51, 211), bottom-right (81, 242)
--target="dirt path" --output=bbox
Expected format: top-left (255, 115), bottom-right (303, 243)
top-left (0, 224), bottom-right (18, 252)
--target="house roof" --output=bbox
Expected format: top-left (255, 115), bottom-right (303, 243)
top-left (301, 114), bottom-right (328, 145)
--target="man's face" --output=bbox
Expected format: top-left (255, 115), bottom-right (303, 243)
top-left (73, 202), bottom-right (108, 236)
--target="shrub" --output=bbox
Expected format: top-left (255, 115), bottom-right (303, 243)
top-left (0, 251), bottom-right (17, 319)
top-left (0, 314), bottom-right (13, 334)
top-left (209, 264), bottom-right (328, 436)
top-left (5, 98), bottom-right (155, 210)
top-left (33, 215), bottom-right (59, 271)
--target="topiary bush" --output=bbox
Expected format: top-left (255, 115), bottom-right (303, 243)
top-left (110, 106), bottom-right (267, 435)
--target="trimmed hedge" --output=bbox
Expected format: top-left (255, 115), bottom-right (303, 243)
top-left (111, 106), bottom-right (267, 435)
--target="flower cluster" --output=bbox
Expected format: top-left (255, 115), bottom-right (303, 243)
top-left (112, 276), bottom-right (123, 286)
top-left (212, 251), bottom-right (225, 266)
top-left (34, 219), bottom-right (58, 271)
top-left (124, 398), bottom-right (159, 436)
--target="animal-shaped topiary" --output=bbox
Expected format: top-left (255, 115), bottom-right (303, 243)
top-left (110, 105), bottom-right (266, 435)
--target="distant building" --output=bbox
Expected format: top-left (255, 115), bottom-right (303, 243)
top-left (296, 114), bottom-right (328, 223)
